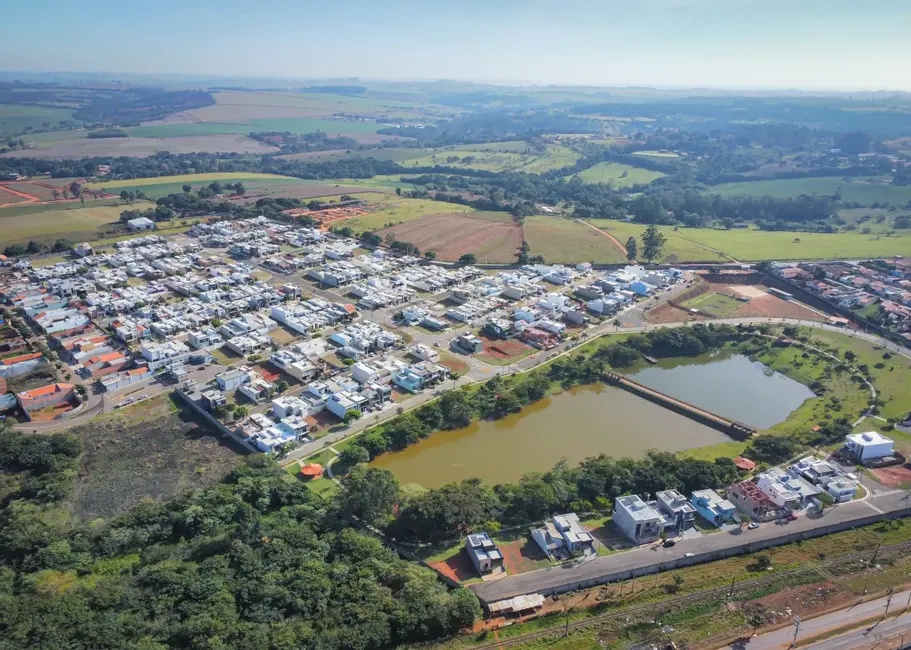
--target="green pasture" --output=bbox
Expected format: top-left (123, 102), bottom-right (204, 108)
top-left (709, 176), bottom-right (911, 205)
top-left (524, 216), bottom-right (627, 264)
top-left (570, 162), bottom-right (665, 187)
top-left (125, 117), bottom-right (383, 138)
top-left (0, 105), bottom-right (75, 136)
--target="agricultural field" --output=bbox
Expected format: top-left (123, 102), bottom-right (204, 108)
top-left (570, 162), bottom-right (665, 187)
top-left (0, 201), bottom-right (154, 247)
top-left (0, 104), bottom-right (75, 137)
top-left (378, 212), bottom-right (523, 262)
top-left (589, 220), bottom-right (728, 263)
top-left (3, 132), bottom-right (278, 158)
top-left (524, 216), bottom-right (627, 263)
top-left (631, 149), bottom-right (680, 159)
top-left (396, 143), bottom-right (580, 173)
top-left (709, 176), bottom-right (911, 205)
top-left (590, 220), bottom-right (911, 262)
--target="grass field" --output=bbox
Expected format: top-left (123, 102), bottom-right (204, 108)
top-left (631, 150), bottom-right (679, 159)
top-left (378, 212), bottom-right (523, 262)
top-left (86, 172), bottom-right (292, 190)
top-left (681, 292), bottom-right (744, 316)
top-left (524, 216), bottom-right (627, 263)
top-left (0, 201), bottom-right (155, 247)
top-left (0, 105), bottom-right (75, 137)
top-left (710, 176), bottom-right (911, 205)
top-left (590, 220), bottom-right (911, 262)
top-left (126, 117), bottom-right (384, 139)
top-left (571, 162), bottom-right (665, 187)
top-left (339, 196), bottom-right (475, 233)
top-left (397, 144), bottom-right (580, 173)
top-left (590, 220), bottom-right (728, 263)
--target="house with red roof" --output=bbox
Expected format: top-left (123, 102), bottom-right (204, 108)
top-left (16, 382), bottom-right (78, 420)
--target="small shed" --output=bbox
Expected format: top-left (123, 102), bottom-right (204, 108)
top-left (733, 457), bottom-right (756, 471)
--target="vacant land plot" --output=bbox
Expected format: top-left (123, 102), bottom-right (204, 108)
top-left (631, 150), bottom-right (680, 160)
top-left (400, 144), bottom-right (580, 173)
top-left (681, 291), bottom-right (744, 317)
top-left (340, 197), bottom-right (474, 233)
top-left (0, 187), bottom-right (30, 205)
top-left (589, 220), bottom-right (728, 263)
top-left (127, 117), bottom-right (384, 139)
top-left (1, 133), bottom-right (278, 158)
top-left (69, 396), bottom-right (245, 520)
top-left (0, 201), bottom-right (154, 247)
top-left (88, 172), bottom-right (291, 190)
top-left (476, 334), bottom-right (535, 366)
top-left (379, 212), bottom-right (523, 262)
top-left (524, 216), bottom-right (627, 263)
top-left (572, 162), bottom-right (665, 187)
top-left (710, 176), bottom-right (911, 205)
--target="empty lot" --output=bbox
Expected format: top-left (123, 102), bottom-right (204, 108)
top-left (379, 212), bottom-right (523, 262)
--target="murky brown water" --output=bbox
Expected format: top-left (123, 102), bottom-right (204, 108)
top-left (371, 353), bottom-right (814, 488)
top-left (370, 384), bottom-right (728, 488)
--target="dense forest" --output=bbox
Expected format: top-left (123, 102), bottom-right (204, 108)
top-left (0, 427), bottom-right (478, 650)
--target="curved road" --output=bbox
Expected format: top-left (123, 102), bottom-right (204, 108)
top-left (283, 313), bottom-right (910, 464)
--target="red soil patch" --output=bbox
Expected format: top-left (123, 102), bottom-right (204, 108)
top-left (729, 294), bottom-right (825, 321)
top-left (870, 464), bottom-right (911, 489)
top-left (479, 334), bottom-right (533, 359)
top-left (498, 538), bottom-right (549, 574)
top-left (430, 550), bottom-right (478, 582)
top-left (379, 213), bottom-right (523, 262)
top-left (254, 365), bottom-right (281, 383)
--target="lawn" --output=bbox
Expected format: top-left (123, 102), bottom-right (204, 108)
top-left (682, 292), bottom-right (744, 317)
top-left (677, 440), bottom-right (749, 461)
top-left (709, 176), bottom-right (911, 205)
top-left (0, 201), bottom-right (156, 247)
top-left (399, 144), bottom-right (580, 173)
top-left (524, 216), bottom-right (627, 263)
top-left (571, 162), bottom-right (665, 187)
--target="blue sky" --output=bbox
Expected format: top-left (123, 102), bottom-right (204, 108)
top-left (2, 0), bottom-right (909, 90)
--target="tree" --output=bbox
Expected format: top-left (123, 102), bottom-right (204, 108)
top-left (234, 182), bottom-right (245, 196)
top-left (339, 466), bottom-right (400, 528)
top-left (26, 241), bottom-right (42, 254)
top-left (51, 189), bottom-right (59, 201)
top-left (307, 200), bottom-right (323, 211)
top-left (641, 225), bottom-right (666, 263)
top-left (182, 184), bottom-right (192, 194)
top-left (625, 236), bottom-right (638, 262)
top-left (209, 181), bottom-right (223, 194)
top-left (424, 250), bottom-right (437, 260)
top-left (813, 267), bottom-right (827, 280)
top-left (338, 446), bottom-right (370, 468)
top-left (395, 187), bottom-right (402, 196)
top-left (232, 405), bottom-right (249, 419)
top-left (275, 379), bottom-right (289, 394)
top-left (119, 190), bottom-right (129, 203)
top-left (343, 409), bottom-right (362, 424)
top-left (459, 253), bottom-right (477, 265)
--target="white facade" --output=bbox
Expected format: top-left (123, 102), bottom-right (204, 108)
top-left (845, 431), bottom-right (894, 460)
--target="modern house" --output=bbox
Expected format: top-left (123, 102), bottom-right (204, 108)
top-left (655, 489), bottom-right (696, 531)
top-left (756, 467), bottom-right (820, 510)
top-left (531, 512), bottom-right (595, 559)
top-left (825, 478), bottom-right (859, 502)
top-left (452, 333), bottom-right (484, 354)
top-left (465, 533), bottom-right (504, 576)
top-left (728, 480), bottom-right (788, 521)
top-left (845, 431), bottom-right (894, 462)
top-left (690, 489), bottom-right (737, 527)
top-left (613, 495), bottom-right (665, 544)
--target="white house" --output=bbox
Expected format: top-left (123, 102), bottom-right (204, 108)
top-left (613, 495), bottom-right (665, 544)
top-left (409, 343), bottom-right (440, 363)
top-left (845, 431), bottom-right (894, 461)
top-left (531, 512), bottom-right (595, 559)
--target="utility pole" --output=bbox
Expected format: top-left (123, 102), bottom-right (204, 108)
top-left (872, 541), bottom-right (882, 566)
top-left (792, 615), bottom-right (801, 647)
top-left (885, 587), bottom-right (895, 615)
top-left (729, 575), bottom-right (736, 598)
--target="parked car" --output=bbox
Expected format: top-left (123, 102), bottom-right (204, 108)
top-left (684, 552), bottom-right (695, 557)
top-left (786, 513), bottom-right (798, 521)
top-left (662, 539), bottom-right (676, 548)
top-left (747, 522), bottom-right (760, 530)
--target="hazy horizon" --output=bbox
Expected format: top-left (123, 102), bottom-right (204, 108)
top-left (2, 0), bottom-right (910, 92)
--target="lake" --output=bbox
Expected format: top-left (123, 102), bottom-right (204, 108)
top-left (370, 384), bottom-right (729, 488)
top-left (626, 351), bottom-right (814, 429)
top-left (370, 352), bottom-right (815, 488)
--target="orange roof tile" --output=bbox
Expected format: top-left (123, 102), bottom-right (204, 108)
top-left (18, 382), bottom-right (73, 400)
top-left (1, 352), bottom-right (42, 365)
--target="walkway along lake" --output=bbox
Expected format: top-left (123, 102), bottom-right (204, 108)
top-left (371, 353), bottom-right (815, 488)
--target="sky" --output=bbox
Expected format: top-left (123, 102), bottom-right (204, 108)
top-left (2, 0), bottom-right (910, 91)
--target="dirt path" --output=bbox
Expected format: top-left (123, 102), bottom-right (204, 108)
top-left (0, 184), bottom-right (38, 203)
top-left (575, 219), bottom-right (629, 258)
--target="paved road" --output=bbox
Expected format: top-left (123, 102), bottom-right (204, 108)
top-left (471, 488), bottom-right (911, 603)
top-left (724, 591), bottom-right (911, 649)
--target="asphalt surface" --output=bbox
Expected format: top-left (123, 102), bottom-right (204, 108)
top-left (725, 591), bottom-right (911, 649)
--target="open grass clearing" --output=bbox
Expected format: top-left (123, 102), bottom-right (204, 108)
top-left (378, 212), bottom-right (523, 262)
top-left (0, 105), bottom-right (75, 137)
top-left (0, 201), bottom-right (155, 247)
top-left (681, 291), bottom-right (744, 317)
top-left (126, 117), bottom-right (384, 139)
top-left (588, 220), bottom-right (727, 263)
top-left (398, 144), bottom-right (580, 173)
top-left (524, 216), bottom-right (628, 264)
top-left (709, 176), bottom-right (911, 205)
top-left (339, 196), bottom-right (475, 233)
top-left (571, 162), bottom-right (665, 187)
top-left (86, 172), bottom-right (291, 190)
top-left (2, 133), bottom-right (278, 158)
